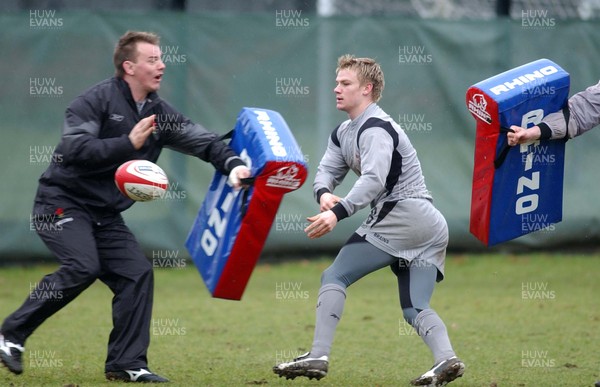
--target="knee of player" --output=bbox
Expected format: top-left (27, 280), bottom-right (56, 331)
top-left (136, 258), bottom-right (154, 279)
top-left (320, 267), bottom-right (349, 287)
top-left (402, 306), bottom-right (429, 327)
top-left (402, 307), bottom-right (420, 326)
top-left (61, 263), bottom-right (102, 285)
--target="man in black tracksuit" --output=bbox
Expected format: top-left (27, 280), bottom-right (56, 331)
top-left (0, 31), bottom-right (250, 383)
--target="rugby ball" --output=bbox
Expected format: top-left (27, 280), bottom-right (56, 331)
top-left (115, 160), bottom-right (169, 201)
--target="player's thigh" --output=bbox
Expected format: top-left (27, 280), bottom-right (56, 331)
top-left (321, 234), bottom-right (396, 287)
top-left (95, 215), bottom-right (152, 281)
top-left (396, 259), bottom-right (438, 311)
top-left (33, 203), bottom-right (101, 277)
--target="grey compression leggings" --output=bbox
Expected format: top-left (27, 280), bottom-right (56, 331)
top-left (320, 233), bottom-right (438, 324)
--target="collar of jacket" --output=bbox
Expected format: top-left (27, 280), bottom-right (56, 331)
top-left (114, 76), bottom-right (160, 115)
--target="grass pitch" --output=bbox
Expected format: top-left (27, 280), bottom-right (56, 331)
top-left (0, 253), bottom-right (599, 386)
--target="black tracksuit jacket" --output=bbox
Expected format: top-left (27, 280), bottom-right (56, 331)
top-left (34, 76), bottom-right (244, 213)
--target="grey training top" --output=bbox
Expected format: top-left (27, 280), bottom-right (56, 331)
top-left (313, 103), bottom-right (448, 276)
top-left (539, 80), bottom-right (600, 140)
top-left (314, 103), bottom-right (432, 220)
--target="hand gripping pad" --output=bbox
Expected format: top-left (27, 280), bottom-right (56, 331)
top-left (466, 59), bottom-right (569, 246)
top-left (186, 108), bottom-right (308, 299)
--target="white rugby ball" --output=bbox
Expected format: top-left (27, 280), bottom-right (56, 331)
top-left (115, 160), bottom-right (169, 201)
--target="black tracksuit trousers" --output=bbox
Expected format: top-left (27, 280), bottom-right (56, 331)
top-left (1, 202), bottom-right (153, 372)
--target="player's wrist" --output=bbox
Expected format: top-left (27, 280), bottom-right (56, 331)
top-left (316, 188), bottom-right (331, 204)
top-left (226, 157), bottom-right (246, 172)
top-left (537, 123), bottom-right (551, 140)
top-left (330, 202), bottom-right (348, 221)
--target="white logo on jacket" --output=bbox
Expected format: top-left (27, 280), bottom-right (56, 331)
top-left (109, 114), bottom-right (124, 122)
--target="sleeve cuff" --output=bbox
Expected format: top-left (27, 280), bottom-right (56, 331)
top-left (538, 123), bottom-right (552, 140)
top-left (225, 157), bottom-right (246, 173)
top-left (315, 188), bottom-right (331, 204)
top-left (330, 203), bottom-right (349, 221)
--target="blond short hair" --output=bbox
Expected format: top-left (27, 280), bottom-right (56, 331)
top-left (114, 31), bottom-right (160, 77)
top-left (336, 54), bottom-right (384, 102)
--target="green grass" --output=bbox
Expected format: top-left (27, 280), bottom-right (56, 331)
top-left (1, 253), bottom-right (599, 386)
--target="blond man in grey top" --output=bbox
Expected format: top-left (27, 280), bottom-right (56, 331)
top-left (273, 55), bottom-right (465, 386)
